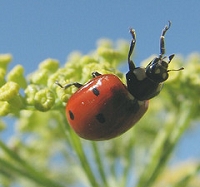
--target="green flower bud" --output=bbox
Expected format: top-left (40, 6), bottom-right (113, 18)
top-left (79, 56), bottom-right (98, 65)
top-left (39, 58), bottom-right (59, 72)
top-left (24, 84), bottom-right (40, 105)
top-left (0, 81), bottom-right (20, 101)
top-left (56, 85), bottom-right (71, 103)
top-left (34, 88), bottom-right (55, 112)
top-left (29, 69), bottom-right (49, 85)
top-left (7, 65), bottom-right (27, 89)
top-left (65, 52), bottom-right (82, 66)
top-left (0, 101), bottom-right (11, 116)
top-left (0, 82), bottom-right (23, 111)
top-left (0, 68), bottom-right (6, 86)
top-left (183, 54), bottom-right (200, 86)
top-left (116, 40), bottom-right (129, 54)
top-left (97, 47), bottom-right (122, 62)
top-left (47, 71), bottom-right (66, 89)
top-left (96, 39), bottom-right (113, 49)
top-left (0, 54), bottom-right (12, 70)
top-left (65, 53), bottom-right (83, 76)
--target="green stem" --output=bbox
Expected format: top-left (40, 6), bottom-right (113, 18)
top-left (91, 142), bottom-right (109, 187)
top-left (60, 110), bottom-right (99, 187)
top-left (173, 163), bottom-right (200, 187)
top-left (136, 102), bottom-right (192, 187)
top-left (118, 135), bottom-right (136, 187)
top-left (0, 158), bottom-right (63, 187)
top-left (123, 150), bottom-right (134, 187)
top-left (0, 140), bottom-right (65, 187)
top-left (68, 128), bottom-right (99, 187)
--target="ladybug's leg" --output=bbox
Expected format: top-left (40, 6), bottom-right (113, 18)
top-left (92, 71), bottom-right (102, 78)
top-left (55, 81), bottom-right (83, 89)
top-left (128, 28), bottom-right (136, 71)
top-left (159, 21), bottom-right (171, 58)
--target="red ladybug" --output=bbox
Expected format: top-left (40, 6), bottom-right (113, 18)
top-left (56, 21), bottom-right (183, 140)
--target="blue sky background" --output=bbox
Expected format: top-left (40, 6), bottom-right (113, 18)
top-left (0, 1), bottom-right (200, 162)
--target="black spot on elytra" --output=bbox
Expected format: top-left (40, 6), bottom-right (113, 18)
top-left (96, 113), bottom-right (106, 123)
top-left (69, 110), bottom-right (74, 120)
top-left (92, 87), bottom-right (100, 96)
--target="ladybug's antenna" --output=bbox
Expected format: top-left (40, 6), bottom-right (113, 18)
top-left (55, 80), bottom-right (82, 89)
top-left (166, 54), bottom-right (184, 72)
top-left (159, 21), bottom-right (171, 59)
top-left (167, 67), bottom-right (184, 72)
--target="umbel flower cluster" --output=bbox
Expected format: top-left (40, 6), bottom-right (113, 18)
top-left (0, 39), bottom-right (200, 187)
top-left (0, 42), bottom-right (199, 118)
top-left (0, 40), bottom-right (127, 116)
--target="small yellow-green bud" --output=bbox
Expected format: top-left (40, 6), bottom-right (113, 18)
top-left (116, 40), bottom-right (129, 53)
top-left (47, 71), bottom-right (66, 89)
top-left (56, 86), bottom-right (71, 103)
top-left (97, 47), bottom-right (121, 61)
top-left (0, 82), bottom-right (23, 110)
top-left (80, 56), bottom-right (98, 65)
top-left (65, 52), bottom-right (82, 65)
top-left (96, 39), bottom-right (113, 49)
top-left (0, 101), bottom-right (11, 116)
top-left (39, 58), bottom-right (59, 72)
top-left (0, 68), bottom-right (6, 86)
top-left (7, 65), bottom-right (27, 89)
top-left (24, 84), bottom-right (40, 105)
top-left (34, 88), bottom-right (55, 112)
top-left (29, 69), bottom-right (49, 85)
top-left (0, 81), bottom-right (20, 101)
top-left (0, 54), bottom-right (12, 70)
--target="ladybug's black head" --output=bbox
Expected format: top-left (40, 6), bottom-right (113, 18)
top-left (127, 21), bottom-right (184, 84)
top-left (145, 54), bottom-right (174, 83)
top-left (126, 22), bottom-right (184, 100)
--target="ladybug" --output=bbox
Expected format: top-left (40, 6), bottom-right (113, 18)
top-left (56, 21), bottom-right (183, 140)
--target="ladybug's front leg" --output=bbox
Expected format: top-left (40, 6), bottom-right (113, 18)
top-left (92, 71), bottom-right (102, 78)
top-left (55, 81), bottom-right (83, 89)
top-left (159, 21), bottom-right (171, 58)
top-left (128, 28), bottom-right (137, 72)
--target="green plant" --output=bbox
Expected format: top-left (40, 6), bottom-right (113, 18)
top-left (0, 39), bottom-right (200, 187)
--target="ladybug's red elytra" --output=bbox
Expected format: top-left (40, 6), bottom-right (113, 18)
top-left (56, 21), bottom-right (183, 141)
